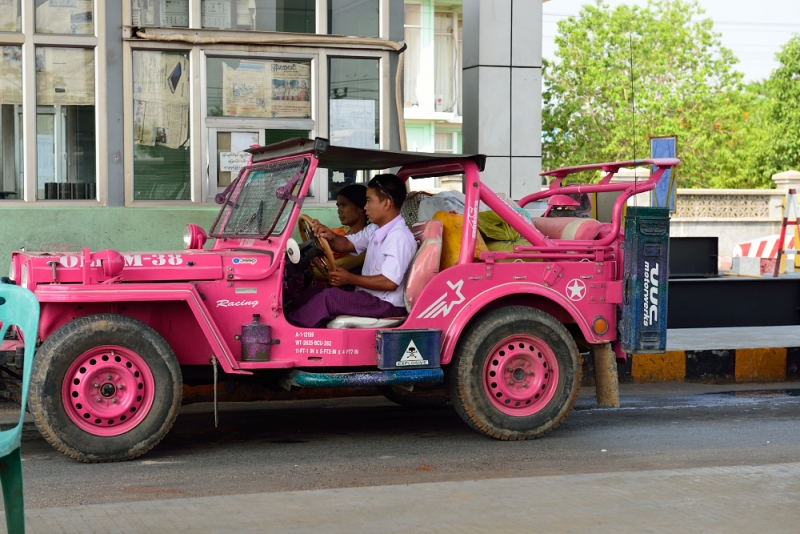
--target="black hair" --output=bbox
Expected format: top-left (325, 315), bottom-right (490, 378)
top-left (368, 173), bottom-right (407, 210)
top-left (337, 184), bottom-right (367, 209)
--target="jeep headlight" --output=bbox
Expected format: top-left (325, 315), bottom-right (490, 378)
top-left (184, 224), bottom-right (208, 250)
top-left (20, 264), bottom-right (27, 289)
top-left (183, 226), bottom-right (192, 249)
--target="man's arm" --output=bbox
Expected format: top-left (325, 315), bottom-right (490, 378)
top-left (310, 219), bottom-right (356, 254)
top-left (328, 270), bottom-right (398, 291)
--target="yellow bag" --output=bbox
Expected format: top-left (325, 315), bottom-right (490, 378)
top-left (433, 211), bottom-right (489, 269)
top-left (478, 210), bottom-right (521, 242)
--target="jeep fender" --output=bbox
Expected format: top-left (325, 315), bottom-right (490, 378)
top-left (34, 283), bottom-right (248, 375)
top-left (439, 282), bottom-right (604, 366)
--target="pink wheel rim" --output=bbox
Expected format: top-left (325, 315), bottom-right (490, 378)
top-left (482, 335), bottom-right (560, 416)
top-left (62, 346), bottom-right (155, 436)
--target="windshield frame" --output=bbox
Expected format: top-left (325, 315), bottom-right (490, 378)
top-left (210, 156), bottom-right (311, 240)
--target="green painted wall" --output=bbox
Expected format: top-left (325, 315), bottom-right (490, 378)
top-left (406, 122), bottom-right (433, 152)
top-left (0, 206), bottom-right (340, 274)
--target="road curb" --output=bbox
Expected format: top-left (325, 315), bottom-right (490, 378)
top-left (584, 348), bottom-right (800, 384)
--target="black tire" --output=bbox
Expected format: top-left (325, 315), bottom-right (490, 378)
top-left (29, 314), bottom-right (182, 462)
top-left (377, 384), bottom-right (450, 408)
top-left (447, 306), bottom-right (581, 440)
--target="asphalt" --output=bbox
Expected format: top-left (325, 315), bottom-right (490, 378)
top-left (2, 379), bottom-right (800, 533)
top-left (1, 326), bottom-right (799, 532)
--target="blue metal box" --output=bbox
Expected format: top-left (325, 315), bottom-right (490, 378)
top-left (376, 329), bottom-right (442, 370)
top-left (621, 207), bottom-right (670, 354)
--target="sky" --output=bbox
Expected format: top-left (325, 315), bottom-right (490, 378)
top-left (542, 0), bottom-right (800, 83)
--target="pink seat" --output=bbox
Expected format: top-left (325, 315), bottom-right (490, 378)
top-left (404, 219), bottom-right (443, 312)
top-left (530, 217), bottom-right (602, 240)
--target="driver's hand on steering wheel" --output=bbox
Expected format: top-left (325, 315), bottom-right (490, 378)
top-left (310, 219), bottom-right (336, 241)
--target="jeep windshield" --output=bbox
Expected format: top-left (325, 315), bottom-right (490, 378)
top-left (211, 156), bottom-right (309, 239)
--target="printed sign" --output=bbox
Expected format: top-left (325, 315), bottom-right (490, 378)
top-left (219, 152), bottom-right (249, 173)
top-left (396, 340), bottom-right (429, 366)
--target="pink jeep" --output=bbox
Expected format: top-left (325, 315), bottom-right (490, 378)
top-left (2, 138), bottom-right (677, 462)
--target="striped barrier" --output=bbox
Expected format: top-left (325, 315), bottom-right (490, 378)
top-left (733, 233), bottom-right (799, 260)
top-left (581, 349), bottom-right (800, 385)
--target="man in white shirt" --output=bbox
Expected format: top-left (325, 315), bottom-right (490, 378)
top-left (285, 174), bottom-right (417, 328)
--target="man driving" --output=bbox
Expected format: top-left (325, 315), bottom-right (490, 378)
top-left (285, 173), bottom-right (416, 328)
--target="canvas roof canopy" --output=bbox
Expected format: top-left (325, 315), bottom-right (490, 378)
top-left (246, 137), bottom-right (486, 174)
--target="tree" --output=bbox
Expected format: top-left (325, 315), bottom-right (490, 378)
top-left (542, 0), bottom-right (754, 188)
top-left (745, 36), bottom-right (800, 185)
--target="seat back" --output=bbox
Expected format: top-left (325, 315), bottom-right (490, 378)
top-left (530, 217), bottom-right (602, 240)
top-left (404, 219), bottom-right (443, 312)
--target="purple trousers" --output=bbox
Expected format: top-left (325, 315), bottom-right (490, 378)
top-left (285, 287), bottom-right (407, 328)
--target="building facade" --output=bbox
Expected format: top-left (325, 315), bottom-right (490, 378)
top-left (402, 0), bottom-right (463, 192)
top-left (0, 0), bottom-right (542, 267)
top-left (0, 0), bottom-right (405, 263)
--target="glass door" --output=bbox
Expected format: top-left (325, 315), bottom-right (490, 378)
top-left (207, 128), bottom-right (310, 202)
top-left (209, 129), bottom-right (262, 192)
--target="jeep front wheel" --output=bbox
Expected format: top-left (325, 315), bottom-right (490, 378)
top-left (448, 306), bottom-right (581, 440)
top-left (29, 314), bottom-right (182, 462)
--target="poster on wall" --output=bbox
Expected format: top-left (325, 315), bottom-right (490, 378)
top-left (133, 51), bottom-right (190, 149)
top-left (222, 60), bottom-right (311, 119)
top-left (650, 136), bottom-right (678, 212)
top-left (35, 48), bottom-right (94, 106)
top-left (35, 0), bottom-right (93, 34)
top-left (201, 0), bottom-right (231, 29)
top-left (131, 0), bottom-right (189, 27)
top-left (0, 46), bottom-right (22, 105)
top-left (0, 0), bottom-right (20, 32)
top-left (269, 62), bottom-right (311, 118)
top-left (329, 99), bottom-right (376, 149)
top-left (222, 61), bottom-right (270, 117)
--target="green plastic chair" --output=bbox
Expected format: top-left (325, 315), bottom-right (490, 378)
top-left (0, 284), bottom-right (40, 534)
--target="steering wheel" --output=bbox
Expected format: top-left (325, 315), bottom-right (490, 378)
top-left (298, 214), bottom-right (337, 278)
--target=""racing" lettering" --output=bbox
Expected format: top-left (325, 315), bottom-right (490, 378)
top-left (216, 299), bottom-right (259, 308)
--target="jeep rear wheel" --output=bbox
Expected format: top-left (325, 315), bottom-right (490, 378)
top-left (29, 314), bottom-right (182, 462)
top-left (448, 306), bottom-right (581, 440)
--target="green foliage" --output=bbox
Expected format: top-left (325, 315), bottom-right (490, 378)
top-left (543, 0), bottom-right (757, 188)
top-left (744, 36), bottom-right (800, 185)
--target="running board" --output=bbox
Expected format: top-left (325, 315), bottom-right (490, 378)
top-left (279, 368), bottom-right (444, 390)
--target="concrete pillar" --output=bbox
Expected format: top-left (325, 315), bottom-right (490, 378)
top-left (772, 170), bottom-right (800, 191)
top-left (462, 0), bottom-right (542, 201)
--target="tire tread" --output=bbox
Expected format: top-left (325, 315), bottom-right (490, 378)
top-left (28, 314), bottom-right (182, 463)
top-left (447, 306), bottom-right (582, 440)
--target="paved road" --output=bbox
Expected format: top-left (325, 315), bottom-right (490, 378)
top-left (10, 381), bottom-right (800, 514)
top-left (15, 462), bottom-right (800, 533)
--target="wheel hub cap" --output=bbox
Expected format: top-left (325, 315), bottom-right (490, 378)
top-left (482, 335), bottom-right (560, 416)
top-left (62, 346), bottom-right (155, 437)
top-left (512, 368), bottom-right (526, 382)
top-left (100, 383), bottom-right (116, 397)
